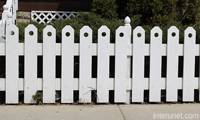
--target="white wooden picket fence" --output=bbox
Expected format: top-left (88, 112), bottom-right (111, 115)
top-left (0, 19), bottom-right (199, 104)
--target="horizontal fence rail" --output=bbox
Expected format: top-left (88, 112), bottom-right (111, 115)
top-left (0, 24), bottom-right (200, 104)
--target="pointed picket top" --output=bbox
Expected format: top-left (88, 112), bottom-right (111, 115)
top-left (116, 26), bottom-right (128, 39)
top-left (184, 27), bottom-right (196, 44)
top-left (62, 25), bottom-right (74, 41)
top-left (98, 25), bottom-right (110, 40)
top-left (43, 25), bottom-right (56, 40)
top-left (80, 26), bottom-right (92, 39)
top-left (133, 26), bottom-right (145, 44)
top-left (6, 24), bottom-right (19, 41)
top-left (25, 24), bottom-right (38, 41)
top-left (151, 26), bottom-right (162, 42)
top-left (168, 26), bottom-right (179, 44)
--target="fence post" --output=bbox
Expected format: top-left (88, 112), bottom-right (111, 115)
top-left (24, 24), bottom-right (38, 104)
top-left (149, 27), bottom-right (162, 102)
top-left (132, 26), bottom-right (145, 102)
top-left (61, 25), bottom-right (74, 103)
top-left (124, 16), bottom-right (131, 104)
top-left (43, 25), bottom-right (56, 103)
top-left (166, 26), bottom-right (179, 102)
top-left (6, 24), bottom-right (19, 104)
top-left (79, 26), bottom-right (92, 103)
top-left (97, 26), bottom-right (110, 103)
top-left (183, 27), bottom-right (196, 101)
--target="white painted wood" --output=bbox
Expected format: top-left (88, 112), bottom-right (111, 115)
top-left (97, 26), bottom-right (110, 103)
top-left (115, 26), bottom-right (128, 103)
top-left (166, 26), bottom-right (179, 102)
top-left (0, 43), bottom-right (200, 56)
top-left (6, 24), bottom-right (19, 104)
top-left (124, 20), bottom-right (132, 104)
top-left (149, 27), bottom-right (162, 102)
top-left (183, 27), bottom-right (196, 102)
top-left (43, 25), bottom-right (56, 103)
top-left (0, 77), bottom-right (200, 92)
top-left (132, 26), bottom-right (145, 102)
top-left (24, 24), bottom-right (38, 104)
top-left (61, 25), bottom-right (74, 103)
top-left (79, 26), bottom-right (92, 103)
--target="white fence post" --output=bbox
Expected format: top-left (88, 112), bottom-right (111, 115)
top-left (61, 25), bottom-right (74, 103)
top-left (115, 26), bottom-right (128, 103)
top-left (124, 16), bottom-right (132, 104)
top-left (43, 25), bottom-right (56, 103)
top-left (79, 26), bottom-right (92, 103)
top-left (183, 27), bottom-right (196, 102)
top-left (97, 26), bottom-right (110, 103)
top-left (149, 27), bottom-right (162, 102)
top-left (132, 26), bottom-right (145, 102)
top-left (24, 24), bottom-right (38, 104)
top-left (6, 24), bottom-right (19, 104)
top-left (166, 26), bottom-right (179, 102)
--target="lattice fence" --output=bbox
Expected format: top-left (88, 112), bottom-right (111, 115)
top-left (1, 23), bottom-right (200, 104)
top-left (31, 11), bottom-right (78, 24)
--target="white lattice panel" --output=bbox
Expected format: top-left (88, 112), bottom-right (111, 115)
top-left (31, 11), bottom-right (78, 24)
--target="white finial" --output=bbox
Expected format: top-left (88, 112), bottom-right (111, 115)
top-left (3, 5), bottom-right (8, 10)
top-left (124, 16), bottom-right (131, 26)
top-left (3, 5), bottom-right (9, 13)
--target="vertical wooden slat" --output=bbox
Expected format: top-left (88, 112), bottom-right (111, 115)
top-left (166, 26), bottom-right (179, 102)
top-left (115, 26), bottom-right (128, 103)
top-left (132, 26), bottom-right (145, 102)
top-left (183, 27), bottom-right (196, 102)
top-left (6, 24), bottom-right (19, 104)
top-left (43, 25), bottom-right (56, 103)
top-left (97, 26), bottom-right (110, 103)
top-left (61, 25), bottom-right (74, 103)
top-left (79, 26), bottom-right (92, 103)
top-left (24, 24), bottom-right (38, 103)
top-left (149, 27), bottom-right (162, 102)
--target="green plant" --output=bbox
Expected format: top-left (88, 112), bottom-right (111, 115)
top-left (32, 91), bottom-right (43, 104)
top-left (91, 0), bottom-right (118, 19)
top-left (126, 0), bottom-right (200, 26)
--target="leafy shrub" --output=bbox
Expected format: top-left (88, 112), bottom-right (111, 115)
top-left (91, 0), bottom-right (118, 19)
top-left (32, 91), bottom-right (42, 104)
top-left (126, 0), bottom-right (200, 26)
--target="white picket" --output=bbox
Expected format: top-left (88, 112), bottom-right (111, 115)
top-left (43, 25), bottom-right (56, 103)
top-left (61, 25), bottom-right (74, 103)
top-left (149, 27), bottom-right (162, 102)
top-left (166, 26), bottom-right (179, 102)
top-left (79, 26), bottom-right (92, 103)
top-left (183, 27), bottom-right (196, 101)
top-left (132, 26), bottom-right (145, 102)
top-left (115, 26), bottom-right (128, 103)
top-left (6, 24), bottom-right (19, 104)
top-left (24, 24), bottom-right (38, 103)
top-left (97, 26), bottom-right (110, 103)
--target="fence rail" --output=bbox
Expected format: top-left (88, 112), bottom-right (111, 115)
top-left (0, 22), bottom-right (199, 104)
